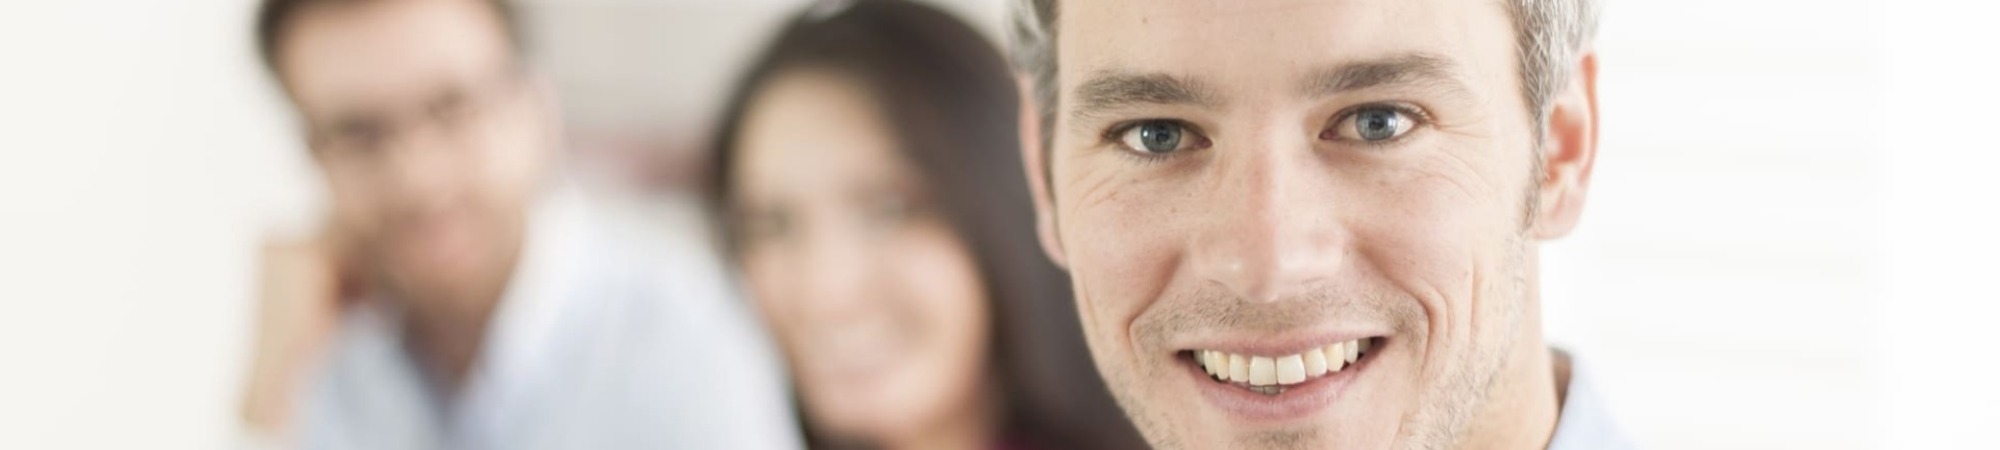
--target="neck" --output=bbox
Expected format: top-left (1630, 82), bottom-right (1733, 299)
top-left (402, 301), bottom-right (496, 391)
top-left (379, 205), bottom-right (534, 393)
top-left (881, 385), bottom-right (1000, 450)
top-left (384, 256), bottom-right (518, 392)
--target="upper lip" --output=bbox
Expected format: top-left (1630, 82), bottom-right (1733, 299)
top-left (1174, 327), bottom-right (1388, 356)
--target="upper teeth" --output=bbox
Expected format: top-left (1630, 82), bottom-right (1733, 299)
top-left (1198, 338), bottom-right (1370, 387)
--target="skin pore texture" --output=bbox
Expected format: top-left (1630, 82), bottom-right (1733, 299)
top-left (732, 71), bottom-right (999, 450)
top-left (1017, 0), bottom-right (1600, 449)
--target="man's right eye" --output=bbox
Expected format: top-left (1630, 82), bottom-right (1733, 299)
top-left (1114, 120), bottom-right (1205, 156)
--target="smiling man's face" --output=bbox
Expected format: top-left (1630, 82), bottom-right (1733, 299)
top-left (1024, 0), bottom-right (1596, 448)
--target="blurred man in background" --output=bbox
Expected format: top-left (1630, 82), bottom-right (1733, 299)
top-left (1009, 0), bottom-right (1629, 448)
top-left (238, 0), bottom-right (800, 448)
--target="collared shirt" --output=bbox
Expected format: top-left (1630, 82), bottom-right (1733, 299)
top-left (1547, 349), bottom-right (1638, 450)
top-left (296, 189), bottom-right (802, 450)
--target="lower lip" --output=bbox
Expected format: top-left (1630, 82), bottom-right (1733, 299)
top-left (1183, 343), bottom-right (1378, 422)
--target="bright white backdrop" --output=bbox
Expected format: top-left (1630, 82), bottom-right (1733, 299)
top-left (1, 0), bottom-right (1994, 449)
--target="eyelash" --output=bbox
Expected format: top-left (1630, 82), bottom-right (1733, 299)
top-left (1326, 102), bottom-right (1433, 148)
top-left (1101, 119), bottom-right (1207, 165)
top-left (1095, 102), bottom-right (1433, 162)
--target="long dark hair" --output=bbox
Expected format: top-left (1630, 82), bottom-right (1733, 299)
top-left (704, 1), bottom-right (1143, 449)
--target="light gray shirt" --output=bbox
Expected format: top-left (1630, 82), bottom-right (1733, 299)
top-left (297, 191), bottom-right (801, 450)
top-left (1548, 350), bottom-right (1638, 450)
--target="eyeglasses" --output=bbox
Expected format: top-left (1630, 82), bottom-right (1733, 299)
top-left (307, 68), bottom-right (528, 169)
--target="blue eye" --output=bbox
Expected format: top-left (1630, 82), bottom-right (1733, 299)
top-left (1356, 109), bottom-right (1399, 141)
top-left (1329, 106), bottom-right (1418, 143)
top-left (1118, 120), bottom-right (1198, 155)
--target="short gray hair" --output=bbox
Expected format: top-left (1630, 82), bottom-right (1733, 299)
top-left (1008, 0), bottom-right (1600, 146)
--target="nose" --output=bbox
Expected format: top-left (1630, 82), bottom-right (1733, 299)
top-left (1189, 135), bottom-right (1348, 303)
top-left (797, 213), bottom-right (876, 319)
top-left (381, 126), bottom-right (462, 214)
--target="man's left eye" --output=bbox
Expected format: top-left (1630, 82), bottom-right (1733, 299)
top-left (1327, 106), bottom-right (1417, 142)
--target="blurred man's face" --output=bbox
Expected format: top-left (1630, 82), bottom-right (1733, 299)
top-left (1041, 0), bottom-right (1552, 448)
top-left (278, 0), bottom-right (555, 307)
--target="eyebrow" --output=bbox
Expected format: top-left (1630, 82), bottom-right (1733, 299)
top-left (1299, 53), bottom-right (1470, 98)
top-left (1069, 71), bottom-right (1223, 122)
top-left (1065, 53), bottom-right (1472, 125)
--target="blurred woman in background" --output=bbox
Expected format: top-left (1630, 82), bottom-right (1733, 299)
top-left (704, 1), bottom-right (1144, 449)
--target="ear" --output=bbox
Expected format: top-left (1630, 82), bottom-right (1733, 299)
top-left (1017, 74), bottom-right (1068, 268)
top-left (1531, 50), bottom-right (1601, 240)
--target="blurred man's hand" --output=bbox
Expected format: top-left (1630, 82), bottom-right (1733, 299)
top-left (240, 233), bottom-right (352, 434)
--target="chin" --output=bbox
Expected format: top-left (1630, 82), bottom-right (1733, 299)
top-left (803, 395), bottom-right (900, 444)
top-left (812, 368), bottom-right (961, 438)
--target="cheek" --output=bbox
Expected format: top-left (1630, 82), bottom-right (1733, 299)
top-left (891, 224), bottom-right (990, 372)
top-left (323, 173), bottom-right (384, 239)
top-left (740, 251), bottom-right (802, 337)
top-left (466, 105), bottom-right (552, 210)
top-left (1060, 179), bottom-right (1191, 346)
top-left (1348, 176), bottom-right (1483, 282)
top-left (1343, 145), bottom-right (1531, 339)
top-left (1348, 185), bottom-right (1476, 345)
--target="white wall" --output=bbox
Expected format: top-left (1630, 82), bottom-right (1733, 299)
top-left (1874, 1), bottom-right (2000, 448)
top-left (0, 1), bottom-right (313, 448)
top-left (1, 0), bottom-right (1994, 449)
top-left (1543, 0), bottom-right (1879, 447)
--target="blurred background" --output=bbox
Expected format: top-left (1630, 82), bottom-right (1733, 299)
top-left (0, 0), bottom-right (1993, 448)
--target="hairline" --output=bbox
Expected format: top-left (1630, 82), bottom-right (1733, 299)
top-left (255, 0), bottom-right (527, 84)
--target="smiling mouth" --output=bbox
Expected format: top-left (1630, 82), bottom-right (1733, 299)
top-left (1183, 337), bottom-right (1379, 396)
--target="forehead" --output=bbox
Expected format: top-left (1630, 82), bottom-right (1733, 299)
top-left (735, 72), bottom-right (907, 197)
top-left (1055, 0), bottom-right (1515, 103)
top-left (277, 0), bottom-right (512, 115)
